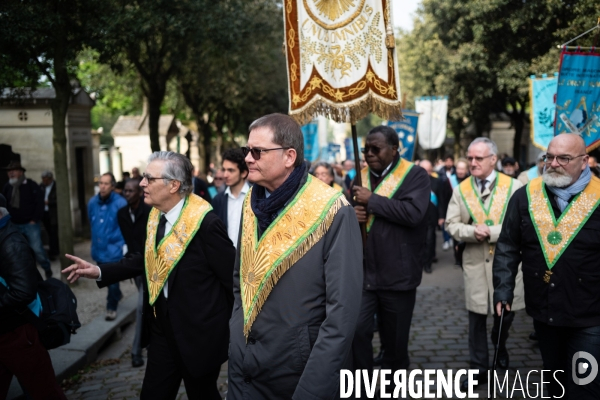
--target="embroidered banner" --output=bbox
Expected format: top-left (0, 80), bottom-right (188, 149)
top-left (555, 50), bottom-right (600, 151)
top-left (284, 0), bottom-right (402, 125)
top-left (415, 96), bottom-right (448, 150)
top-left (386, 109), bottom-right (418, 160)
top-left (529, 74), bottom-right (557, 150)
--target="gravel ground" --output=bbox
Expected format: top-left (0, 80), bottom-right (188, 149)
top-left (44, 240), bottom-right (138, 325)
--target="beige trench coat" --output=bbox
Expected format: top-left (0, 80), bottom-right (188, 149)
top-left (446, 176), bottom-right (525, 315)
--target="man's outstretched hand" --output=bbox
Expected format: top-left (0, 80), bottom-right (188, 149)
top-left (62, 254), bottom-right (100, 283)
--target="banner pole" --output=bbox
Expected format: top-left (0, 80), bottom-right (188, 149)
top-left (351, 124), bottom-right (367, 247)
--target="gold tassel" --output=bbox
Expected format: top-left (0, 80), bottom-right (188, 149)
top-left (243, 197), bottom-right (347, 338)
top-left (290, 94), bottom-right (403, 126)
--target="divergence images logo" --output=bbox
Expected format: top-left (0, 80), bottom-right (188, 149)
top-left (572, 351), bottom-right (598, 386)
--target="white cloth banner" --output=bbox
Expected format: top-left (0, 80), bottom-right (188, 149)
top-left (415, 96), bottom-right (448, 150)
top-left (284, 0), bottom-right (402, 124)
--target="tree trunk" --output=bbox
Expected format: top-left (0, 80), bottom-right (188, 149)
top-left (148, 95), bottom-right (162, 152)
top-left (202, 120), bottom-right (212, 173)
top-left (50, 40), bottom-right (74, 281)
top-left (509, 100), bottom-right (526, 162)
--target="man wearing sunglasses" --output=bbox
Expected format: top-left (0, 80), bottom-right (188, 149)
top-left (351, 125), bottom-right (431, 392)
top-left (446, 137), bottom-right (524, 391)
top-left (62, 152), bottom-right (235, 399)
top-left (494, 134), bottom-right (600, 398)
top-left (228, 113), bottom-right (363, 399)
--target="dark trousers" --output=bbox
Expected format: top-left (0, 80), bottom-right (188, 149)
top-left (42, 211), bottom-right (59, 256)
top-left (141, 294), bottom-right (221, 400)
top-left (468, 310), bottom-right (514, 374)
top-left (424, 225), bottom-right (436, 270)
top-left (353, 289), bottom-right (417, 372)
top-left (534, 320), bottom-right (600, 399)
top-left (0, 324), bottom-right (66, 400)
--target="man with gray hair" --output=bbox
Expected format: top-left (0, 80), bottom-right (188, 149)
top-left (228, 113), bottom-right (363, 398)
top-left (494, 134), bottom-right (600, 397)
top-left (446, 137), bottom-right (524, 390)
top-left (62, 151), bottom-right (235, 399)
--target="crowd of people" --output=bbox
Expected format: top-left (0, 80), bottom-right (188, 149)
top-left (2, 113), bottom-right (600, 398)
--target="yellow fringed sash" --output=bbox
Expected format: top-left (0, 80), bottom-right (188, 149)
top-left (527, 176), bottom-right (600, 269)
top-left (144, 194), bottom-right (212, 306)
top-left (240, 175), bottom-right (347, 337)
top-left (458, 173), bottom-right (513, 226)
top-left (361, 158), bottom-right (413, 231)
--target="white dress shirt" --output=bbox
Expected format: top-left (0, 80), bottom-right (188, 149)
top-left (44, 181), bottom-right (54, 212)
top-left (475, 170), bottom-right (496, 193)
top-left (225, 182), bottom-right (249, 248)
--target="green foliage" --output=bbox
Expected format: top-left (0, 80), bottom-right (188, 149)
top-left (176, 0), bottom-right (288, 170)
top-left (77, 49), bottom-right (143, 136)
top-left (398, 0), bottom-right (598, 159)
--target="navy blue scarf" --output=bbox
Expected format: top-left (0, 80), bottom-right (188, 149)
top-left (251, 162), bottom-right (307, 236)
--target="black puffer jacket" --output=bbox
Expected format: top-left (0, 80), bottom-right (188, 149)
top-left (0, 216), bottom-right (39, 335)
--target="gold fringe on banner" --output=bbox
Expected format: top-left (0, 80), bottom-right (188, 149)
top-left (290, 94), bottom-right (403, 126)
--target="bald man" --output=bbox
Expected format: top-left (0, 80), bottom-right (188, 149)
top-left (494, 134), bottom-right (600, 398)
top-left (420, 160), bottom-right (450, 273)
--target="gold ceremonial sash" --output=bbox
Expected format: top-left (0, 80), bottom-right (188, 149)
top-left (361, 158), bottom-right (413, 232)
top-left (458, 173), bottom-right (513, 226)
top-left (527, 176), bottom-right (600, 270)
top-left (240, 175), bottom-right (347, 337)
top-left (144, 194), bottom-right (212, 306)
top-left (333, 182), bottom-right (344, 192)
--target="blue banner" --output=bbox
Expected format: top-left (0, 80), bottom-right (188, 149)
top-left (555, 51), bottom-right (600, 151)
top-left (344, 138), bottom-right (354, 161)
top-left (530, 74), bottom-right (557, 150)
top-left (301, 120), bottom-right (319, 161)
top-left (387, 110), bottom-right (419, 160)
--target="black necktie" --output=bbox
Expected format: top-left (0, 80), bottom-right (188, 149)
top-left (479, 179), bottom-right (488, 194)
top-left (156, 215), bottom-right (167, 248)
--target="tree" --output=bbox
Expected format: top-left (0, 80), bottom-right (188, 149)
top-left (401, 0), bottom-right (583, 160)
top-left (77, 49), bottom-right (144, 145)
top-left (177, 0), bottom-right (288, 171)
top-left (0, 0), bottom-right (101, 274)
top-left (97, 0), bottom-right (232, 153)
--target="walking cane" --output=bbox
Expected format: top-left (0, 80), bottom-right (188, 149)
top-left (488, 301), bottom-right (508, 400)
top-left (492, 301), bottom-right (508, 372)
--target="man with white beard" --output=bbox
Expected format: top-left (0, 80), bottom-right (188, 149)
top-left (494, 133), bottom-right (600, 398)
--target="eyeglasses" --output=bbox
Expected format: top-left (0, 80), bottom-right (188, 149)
top-left (241, 146), bottom-right (290, 160)
top-left (467, 155), bottom-right (494, 163)
top-left (542, 154), bottom-right (587, 166)
top-left (213, 177), bottom-right (224, 181)
top-left (141, 173), bottom-right (170, 183)
top-left (361, 145), bottom-right (389, 155)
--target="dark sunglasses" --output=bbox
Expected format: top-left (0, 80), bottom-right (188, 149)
top-left (361, 145), bottom-right (389, 155)
top-left (241, 146), bottom-right (290, 160)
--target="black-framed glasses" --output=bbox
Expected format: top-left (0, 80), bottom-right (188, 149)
top-left (141, 173), bottom-right (170, 183)
top-left (361, 145), bottom-right (389, 155)
top-left (467, 154), bottom-right (494, 163)
top-left (241, 146), bottom-right (290, 160)
top-left (542, 153), bottom-right (587, 166)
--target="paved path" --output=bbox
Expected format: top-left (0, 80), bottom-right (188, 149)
top-left (63, 232), bottom-right (544, 399)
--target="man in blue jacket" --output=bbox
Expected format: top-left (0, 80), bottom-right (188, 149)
top-left (88, 173), bottom-right (127, 320)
